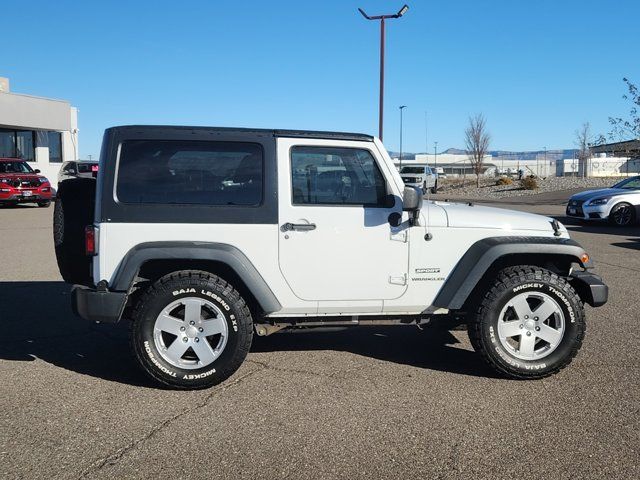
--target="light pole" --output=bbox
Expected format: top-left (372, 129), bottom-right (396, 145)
top-left (399, 105), bottom-right (407, 169)
top-left (434, 141), bottom-right (438, 171)
top-left (358, 4), bottom-right (409, 141)
top-left (424, 110), bottom-right (428, 156)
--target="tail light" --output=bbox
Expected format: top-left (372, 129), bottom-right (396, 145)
top-left (85, 225), bottom-right (97, 256)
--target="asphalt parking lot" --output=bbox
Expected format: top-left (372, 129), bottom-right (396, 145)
top-left (1, 193), bottom-right (638, 480)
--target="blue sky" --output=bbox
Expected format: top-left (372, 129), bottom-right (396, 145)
top-left (4, 0), bottom-right (639, 157)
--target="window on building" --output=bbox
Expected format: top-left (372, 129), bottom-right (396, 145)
top-left (0, 129), bottom-right (35, 161)
top-left (47, 131), bottom-right (63, 163)
top-left (16, 131), bottom-right (35, 161)
top-left (290, 146), bottom-right (387, 206)
top-left (116, 140), bottom-right (264, 205)
top-left (0, 130), bottom-right (14, 157)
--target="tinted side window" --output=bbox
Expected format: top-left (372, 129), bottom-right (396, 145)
top-left (290, 146), bottom-right (387, 206)
top-left (116, 140), bottom-right (263, 206)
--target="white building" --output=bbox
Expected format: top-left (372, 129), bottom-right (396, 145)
top-left (395, 153), bottom-right (495, 177)
top-left (0, 77), bottom-right (78, 187)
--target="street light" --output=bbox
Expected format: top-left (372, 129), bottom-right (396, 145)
top-left (399, 105), bottom-right (407, 169)
top-left (358, 4), bottom-right (410, 141)
top-left (434, 141), bottom-right (438, 171)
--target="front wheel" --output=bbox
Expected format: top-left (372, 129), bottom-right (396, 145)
top-left (131, 270), bottom-right (253, 389)
top-left (609, 202), bottom-right (635, 226)
top-left (468, 266), bottom-right (585, 379)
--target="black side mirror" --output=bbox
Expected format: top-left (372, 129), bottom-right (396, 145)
top-left (402, 186), bottom-right (423, 225)
top-left (34, 169), bottom-right (41, 173)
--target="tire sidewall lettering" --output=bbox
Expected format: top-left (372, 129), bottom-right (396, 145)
top-left (487, 281), bottom-right (579, 372)
top-left (139, 282), bottom-right (244, 384)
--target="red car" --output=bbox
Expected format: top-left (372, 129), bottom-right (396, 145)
top-left (0, 158), bottom-right (53, 207)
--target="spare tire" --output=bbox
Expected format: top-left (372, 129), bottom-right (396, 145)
top-left (53, 178), bottom-right (96, 286)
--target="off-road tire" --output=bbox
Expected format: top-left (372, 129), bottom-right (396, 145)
top-left (131, 270), bottom-right (253, 389)
top-left (609, 202), bottom-right (635, 226)
top-left (468, 266), bottom-right (585, 379)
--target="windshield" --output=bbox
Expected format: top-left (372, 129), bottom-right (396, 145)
top-left (400, 167), bottom-right (425, 174)
top-left (0, 161), bottom-right (34, 174)
top-left (612, 177), bottom-right (640, 190)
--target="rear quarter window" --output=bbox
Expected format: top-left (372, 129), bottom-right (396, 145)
top-left (116, 140), bottom-right (263, 206)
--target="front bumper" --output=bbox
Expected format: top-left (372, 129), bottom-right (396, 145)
top-left (72, 285), bottom-right (127, 323)
top-left (0, 190), bottom-right (52, 203)
top-left (566, 202), bottom-right (608, 220)
top-left (569, 271), bottom-right (608, 307)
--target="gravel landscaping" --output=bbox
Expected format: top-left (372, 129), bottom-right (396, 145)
top-left (437, 176), bottom-right (618, 199)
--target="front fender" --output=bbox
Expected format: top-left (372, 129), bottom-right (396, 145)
top-left (432, 236), bottom-right (593, 310)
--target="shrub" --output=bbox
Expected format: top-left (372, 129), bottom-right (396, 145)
top-left (496, 176), bottom-right (513, 186)
top-left (521, 176), bottom-right (539, 190)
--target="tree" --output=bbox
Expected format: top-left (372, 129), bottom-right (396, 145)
top-left (575, 122), bottom-right (593, 177)
top-left (608, 78), bottom-right (640, 141)
top-left (464, 114), bottom-right (491, 187)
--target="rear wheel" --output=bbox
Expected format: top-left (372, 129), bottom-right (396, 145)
top-left (37, 201), bottom-right (51, 208)
top-left (131, 270), bottom-right (253, 389)
top-left (609, 202), bottom-right (635, 226)
top-left (468, 266), bottom-right (585, 379)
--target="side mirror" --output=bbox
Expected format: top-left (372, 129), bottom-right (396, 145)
top-left (402, 186), bottom-right (423, 225)
top-left (34, 169), bottom-right (41, 173)
top-left (402, 186), bottom-right (422, 211)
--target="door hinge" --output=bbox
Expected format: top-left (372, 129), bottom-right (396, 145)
top-left (389, 273), bottom-right (407, 286)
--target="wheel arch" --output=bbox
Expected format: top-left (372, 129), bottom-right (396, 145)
top-left (111, 242), bottom-right (282, 315)
top-left (432, 236), bottom-right (592, 311)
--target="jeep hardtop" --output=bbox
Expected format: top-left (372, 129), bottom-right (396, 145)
top-left (54, 125), bottom-right (608, 389)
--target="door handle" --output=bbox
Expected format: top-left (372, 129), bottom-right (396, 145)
top-left (281, 222), bottom-right (317, 232)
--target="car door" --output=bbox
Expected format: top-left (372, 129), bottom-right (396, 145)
top-left (277, 137), bottom-right (409, 309)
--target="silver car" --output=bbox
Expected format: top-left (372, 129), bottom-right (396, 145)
top-left (566, 176), bottom-right (640, 226)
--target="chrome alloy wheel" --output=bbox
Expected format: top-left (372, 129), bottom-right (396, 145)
top-left (497, 291), bottom-right (565, 361)
top-left (153, 297), bottom-right (228, 369)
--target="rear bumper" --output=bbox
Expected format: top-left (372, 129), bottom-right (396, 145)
top-left (72, 285), bottom-right (127, 323)
top-left (569, 271), bottom-right (608, 307)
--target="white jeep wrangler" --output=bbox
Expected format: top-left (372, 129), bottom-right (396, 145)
top-left (54, 126), bottom-right (608, 389)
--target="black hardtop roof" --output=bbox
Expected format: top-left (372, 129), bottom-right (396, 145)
top-left (106, 125), bottom-right (374, 142)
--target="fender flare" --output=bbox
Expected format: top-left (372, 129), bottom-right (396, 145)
top-left (110, 241), bottom-right (282, 314)
top-left (432, 236), bottom-right (592, 310)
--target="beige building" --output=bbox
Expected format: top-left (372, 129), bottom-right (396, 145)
top-left (0, 77), bottom-right (78, 187)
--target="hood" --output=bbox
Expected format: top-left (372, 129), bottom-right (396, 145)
top-left (0, 172), bottom-right (41, 179)
top-left (437, 202), bottom-right (558, 232)
top-left (570, 188), bottom-right (636, 202)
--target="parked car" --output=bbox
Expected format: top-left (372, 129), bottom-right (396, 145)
top-left (58, 160), bottom-right (99, 184)
top-left (566, 176), bottom-right (640, 226)
top-left (0, 158), bottom-right (53, 207)
top-left (55, 125), bottom-right (607, 389)
top-left (400, 165), bottom-right (438, 193)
